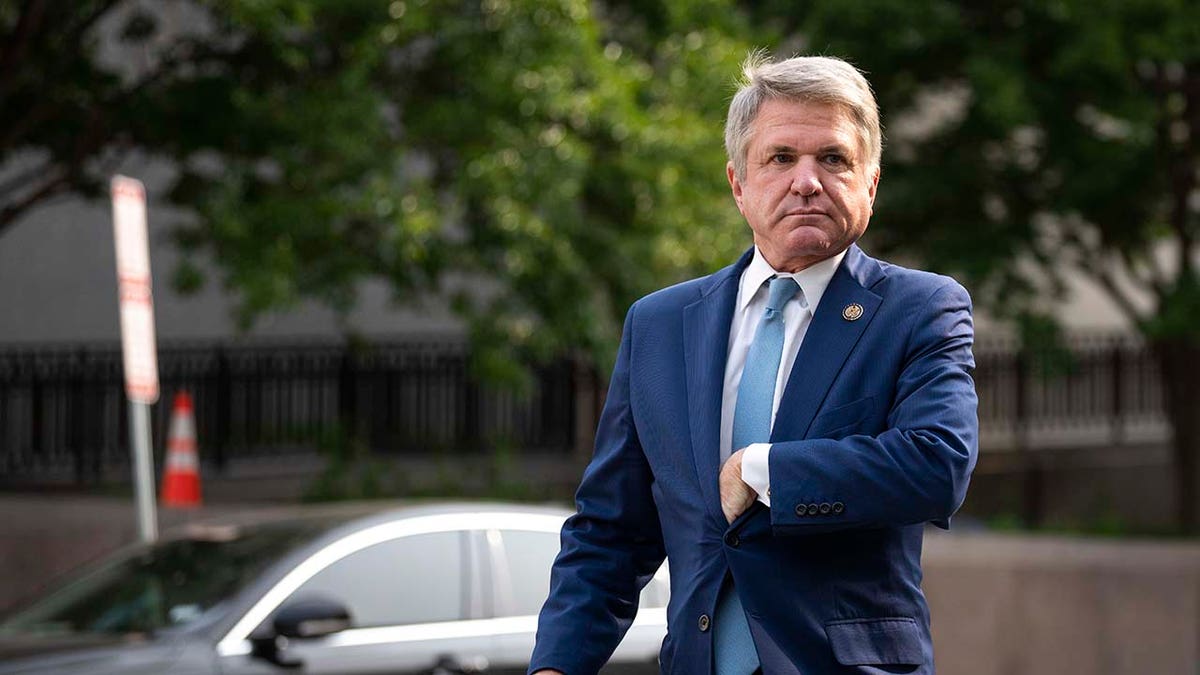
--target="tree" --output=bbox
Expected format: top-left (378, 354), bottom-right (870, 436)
top-left (10, 0), bottom-right (1195, 529)
top-left (0, 0), bottom-right (751, 377)
top-left (748, 0), bottom-right (1199, 531)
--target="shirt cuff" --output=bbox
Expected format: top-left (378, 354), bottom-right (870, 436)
top-left (740, 443), bottom-right (772, 507)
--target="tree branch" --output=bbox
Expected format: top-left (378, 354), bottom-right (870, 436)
top-left (1069, 216), bottom-right (1148, 326)
top-left (0, 169), bottom-right (70, 235)
top-left (1081, 259), bottom-right (1147, 327)
top-left (1118, 245), bottom-right (1168, 301)
top-left (63, 0), bottom-right (125, 58)
top-left (0, 0), bottom-right (126, 152)
top-left (0, 28), bottom-right (240, 236)
top-left (0, 97), bottom-right (58, 156)
top-left (0, 0), bottom-right (49, 98)
top-left (1174, 66), bottom-right (1199, 280)
top-left (0, 157), bottom-right (55, 198)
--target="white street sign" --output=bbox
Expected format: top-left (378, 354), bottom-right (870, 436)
top-left (111, 175), bottom-right (160, 405)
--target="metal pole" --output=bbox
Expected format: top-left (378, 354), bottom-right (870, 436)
top-left (128, 400), bottom-right (158, 542)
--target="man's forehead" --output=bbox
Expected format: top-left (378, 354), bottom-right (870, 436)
top-left (749, 99), bottom-right (862, 150)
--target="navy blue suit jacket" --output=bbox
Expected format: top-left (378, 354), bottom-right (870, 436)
top-left (530, 245), bottom-right (978, 675)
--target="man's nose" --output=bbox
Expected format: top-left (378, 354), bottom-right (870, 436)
top-left (789, 158), bottom-right (822, 196)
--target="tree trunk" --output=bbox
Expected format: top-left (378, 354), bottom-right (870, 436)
top-left (1152, 338), bottom-right (1200, 534)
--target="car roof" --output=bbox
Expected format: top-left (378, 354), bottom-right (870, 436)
top-left (193, 500), bottom-right (575, 643)
top-left (165, 500), bottom-right (573, 539)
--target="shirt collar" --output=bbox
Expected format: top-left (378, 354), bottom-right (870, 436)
top-left (738, 247), bottom-right (848, 313)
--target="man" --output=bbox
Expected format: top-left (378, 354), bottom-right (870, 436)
top-left (530, 54), bottom-right (977, 675)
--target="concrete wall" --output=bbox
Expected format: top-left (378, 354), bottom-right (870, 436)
top-left (924, 531), bottom-right (1199, 675)
top-left (0, 157), bottom-right (462, 346)
top-left (1, 494), bottom-right (1196, 674)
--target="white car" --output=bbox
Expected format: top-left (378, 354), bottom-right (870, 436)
top-left (0, 502), bottom-right (668, 674)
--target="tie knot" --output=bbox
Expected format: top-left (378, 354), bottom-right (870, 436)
top-left (765, 276), bottom-right (799, 312)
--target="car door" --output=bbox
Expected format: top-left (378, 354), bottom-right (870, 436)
top-left (218, 523), bottom-right (493, 675)
top-left (482, 526), bottom-right (666, 675)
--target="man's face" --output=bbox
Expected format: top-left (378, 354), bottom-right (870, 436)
top-left (727, 99), bottom-right (880, 273)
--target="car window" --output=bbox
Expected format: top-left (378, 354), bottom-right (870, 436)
top-left (495, 529), bottom-right (560, 617)
top-left (0, 523), bottom-right (320, 637)
top-left (494, 529), bottom-right (669, 617)
top-left (283, 531), bottom-right (465, 628)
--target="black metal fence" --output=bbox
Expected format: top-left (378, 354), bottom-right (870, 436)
top-left (973, 333), bottom-right (1168, 448)
top-left (0, 333), bottom-right (1172, 487)
top-left (0, 340), bottom-right (581, 485)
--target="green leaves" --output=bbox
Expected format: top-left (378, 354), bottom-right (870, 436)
top-left (10, 0), bottom-right (1189, 365)
top-left (146, 0), bottom-right (754, 369)
top-left (765, 0), bottom-right (1198, 341)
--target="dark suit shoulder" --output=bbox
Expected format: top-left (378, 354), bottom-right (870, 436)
top-left (872, 258), bottom-right (971, 309)
top-left (632, 268), bottom-right (732, 315)
top-left (630, 248), bottom-right (749, 319)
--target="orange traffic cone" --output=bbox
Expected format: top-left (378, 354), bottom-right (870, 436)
top-left (161, 391), bottom-right (202, 508)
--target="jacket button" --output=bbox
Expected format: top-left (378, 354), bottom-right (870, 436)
top-left (794, 504), bottom-right (807, 517)
top-left (807, 503), bottom-right (820, 516)
top-left (725, 532), bottom-right (740, 547)
top-left (818, 502), bottom-right (832, 515)
top-left (698, 614), bottom-right (710, 632)
top-left (832, 501), bottom-right (845, 515)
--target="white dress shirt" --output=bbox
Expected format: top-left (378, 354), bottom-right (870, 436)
top-left (721, 247), bottom-right (847, 506)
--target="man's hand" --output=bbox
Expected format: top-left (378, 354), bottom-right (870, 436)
top-left (719, 448), bottom-right (757, 524)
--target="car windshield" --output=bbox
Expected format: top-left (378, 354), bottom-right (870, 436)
top-left (0, 521), bottom-right (325, 638)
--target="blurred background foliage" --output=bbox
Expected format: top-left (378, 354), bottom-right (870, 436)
top-left (1, 0), bottom-right (1197, 523)
top-left (3, 0), bottom-right (755, 376)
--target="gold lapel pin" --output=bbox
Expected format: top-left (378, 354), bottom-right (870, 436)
top-left (842, 303), bottom-right (864, 321)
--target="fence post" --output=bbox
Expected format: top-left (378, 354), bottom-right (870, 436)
top-left (1016, 349), bottom-right (1043, 528)
top-left (215, 347), bottom-right (231, 472)
top-left (572, 355), bottom-right (598, 460)
top-left (70, 349), bottom-right (87, 485)
top-left (464, 361), bottom-right (481, 450)
top-left (0, 361), bottom-right (7, 470)
top-left (30, 357), bottom-right (43, 470)
top-left (1110, 342), bottom-right (1124, 447)
top-left (339, 347), bottom-right (357, 442)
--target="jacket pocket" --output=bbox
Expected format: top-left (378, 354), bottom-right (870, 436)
top-left (824, 617), bottom-right (925, 666)
top-left (809, 395), bottom-right (875, 438)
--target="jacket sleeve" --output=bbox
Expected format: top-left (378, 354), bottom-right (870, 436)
top-left (766, 280), bottom-right (979, 534)
top-left (528, 303), bottom-right (666, 675)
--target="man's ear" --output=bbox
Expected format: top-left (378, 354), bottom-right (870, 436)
top-left (868, 164), bottom-right (881, 209)
top-left (727, 161), bottom-right (744, 211)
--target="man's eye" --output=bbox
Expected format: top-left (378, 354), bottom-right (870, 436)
top-left (771, 153), bottom-right (794, 164)
top-left (822, 153), bottom-right (847, 166)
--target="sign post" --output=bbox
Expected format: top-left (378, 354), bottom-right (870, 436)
top-left (111, 175), bottom-right (160, 543)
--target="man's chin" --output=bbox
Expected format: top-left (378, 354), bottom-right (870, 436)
top-left (782, 234), bottom-right (839, 256)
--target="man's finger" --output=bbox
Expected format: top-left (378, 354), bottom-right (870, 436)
top-left (721, 485), bottom-right (752, 523)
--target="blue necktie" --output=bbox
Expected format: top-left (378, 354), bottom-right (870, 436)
top-left (715, 276), bottom-right (799, 675)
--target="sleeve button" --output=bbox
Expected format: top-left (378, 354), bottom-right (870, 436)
top-left (832, 501), bottom-right (845, 515)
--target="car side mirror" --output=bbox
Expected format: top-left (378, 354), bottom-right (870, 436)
top-left (248, 597), bottom-right (352, 670)
top-left (273, 597), bottom-right (352, 639)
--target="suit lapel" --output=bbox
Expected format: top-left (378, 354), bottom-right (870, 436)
top-left (684, 250), bottom-right (751, 523)
top-left (772, 245), bottom-right (885, 442)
